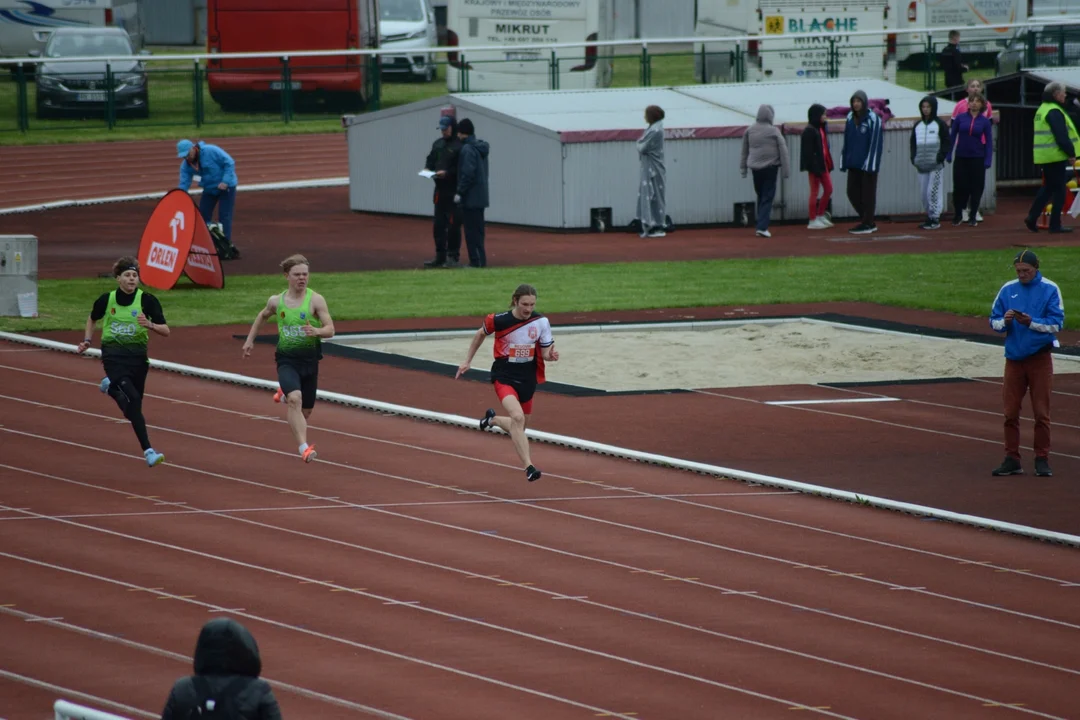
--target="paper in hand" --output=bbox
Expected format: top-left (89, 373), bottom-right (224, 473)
top-left (418, 169), bottom-right (436, 179)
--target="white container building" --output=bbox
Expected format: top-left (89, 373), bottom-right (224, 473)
top-left (345, 78), bottom-right (983, 229)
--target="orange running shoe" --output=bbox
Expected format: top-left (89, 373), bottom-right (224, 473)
top-left (302, 445), bottom-right (318, 463)
top-left (273, 387), bottom-right (284, 403)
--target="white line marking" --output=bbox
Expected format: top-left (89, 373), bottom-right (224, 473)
top-left (765, 398), bottom-right (901, 406)
top-left (0, 669), bottom-right (157, 719)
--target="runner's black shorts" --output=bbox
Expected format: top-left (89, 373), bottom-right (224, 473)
top-left (103, 356), bottom-right (149, 397)
top-left (277, 360), bottom-right (319, 410)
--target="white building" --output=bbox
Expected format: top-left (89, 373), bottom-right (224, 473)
top-left (345, 78), bottom-right (982, 229)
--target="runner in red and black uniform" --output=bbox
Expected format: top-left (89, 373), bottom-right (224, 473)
top-left (456, 283), bottom-right (559, 482)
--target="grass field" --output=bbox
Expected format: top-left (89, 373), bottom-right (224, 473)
top-left (4, 249), bottom-right (1077, 333)
top-left (0, 49), bottom-right (1001, 146)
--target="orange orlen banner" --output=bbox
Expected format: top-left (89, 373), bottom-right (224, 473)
top-left (137, 189), bottom-right (224, 290)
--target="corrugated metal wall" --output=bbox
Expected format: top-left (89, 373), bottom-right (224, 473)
top-left (636, 0), bottom-right (696, 39)
top-left (143, 0), bottom-right (196, 46)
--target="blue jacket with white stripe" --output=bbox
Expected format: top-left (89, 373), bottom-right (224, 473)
top-left (990, 272), bottom-right (1064, 360)
top-left (840, 90), bottom-right (884, 174)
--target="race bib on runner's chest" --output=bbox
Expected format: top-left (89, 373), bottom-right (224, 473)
top-left (507, 343), bottom-right (535, 363)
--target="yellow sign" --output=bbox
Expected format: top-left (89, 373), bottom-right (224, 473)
top-left (13, 252), bottom-right (21, 263)
top-left (765, 15), bottom-right (784, 34)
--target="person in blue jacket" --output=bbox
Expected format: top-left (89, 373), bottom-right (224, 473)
top-left (989, 249), bottom-right (1064, 477)
top-left (945, 93), bottom-right (993, 227)
top-left (840, 89), bottom-right (884, 236)
top-left (177, 139), bottom-right (239, 249)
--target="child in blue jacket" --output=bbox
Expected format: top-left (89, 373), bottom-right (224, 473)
top-left (945, 94), bottom-right (993, 227)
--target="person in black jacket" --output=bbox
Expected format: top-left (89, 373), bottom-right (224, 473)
top-left (800, 103), bottom-right (833, 229)
top-left (423, 115), bottom-right (463, 269)
top-left (455, 118), bottom-right (491, 268)
top-left (939, 30), bottom-right (967, 89)
top-left (160, 618), bottom-right (282, 720)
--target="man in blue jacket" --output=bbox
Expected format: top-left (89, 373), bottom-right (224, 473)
top-left (989, 250), bottom-right (1064, 477)
top-left (177, 139), bottom-right (239, 251)
top-left (840, 90), bottom-right (884, 236)
top-left (454, 118), bottom-right (490, 268)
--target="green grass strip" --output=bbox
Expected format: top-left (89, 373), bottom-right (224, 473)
top-left (3, 248), bottom-right (1077, 333)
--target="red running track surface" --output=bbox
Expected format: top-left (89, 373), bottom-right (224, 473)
top-left (0, 346), bottom-right (1078, 719)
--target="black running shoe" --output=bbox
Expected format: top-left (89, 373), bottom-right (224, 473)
top-left (479, 408), bottom-right (496, 431)
top-left (991, 457), bottom-right (1024, 476)
top-left (1034, 457), bottom-right (1053, 477)
top-left (525, 465), bottom-right (542, 482)
top-left (1024, 217), bottom-right (1039, 233)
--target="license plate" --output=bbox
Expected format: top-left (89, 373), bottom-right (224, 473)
top-left (505, 52), bottom-right (540, 61)
top-left (76, 91), bottom-right (106, 102)
top-left (270, 81), bottom-right (302, 90)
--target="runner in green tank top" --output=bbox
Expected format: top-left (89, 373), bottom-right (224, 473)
top-left (76, 256), bottom-right (171, 467)
top-left (242, 254), bottom-right (336, 463)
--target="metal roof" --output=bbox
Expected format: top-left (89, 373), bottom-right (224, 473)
top-left (1022, 66), bottom-right (1080, 91)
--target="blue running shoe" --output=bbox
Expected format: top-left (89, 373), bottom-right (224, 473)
top-left (144, 449), bottom-right (165, 467)
top-left (99, 377), bottom-right (111, 394)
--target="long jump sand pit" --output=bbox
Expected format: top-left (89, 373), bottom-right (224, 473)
top-left (328, 318), bottom-right (1080, 392)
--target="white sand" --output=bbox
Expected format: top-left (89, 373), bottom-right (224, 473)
top-left (333, 320), bottom-right (1079, 391)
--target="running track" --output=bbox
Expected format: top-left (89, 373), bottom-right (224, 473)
top-left (1, 347), bottom-right (1079, 719)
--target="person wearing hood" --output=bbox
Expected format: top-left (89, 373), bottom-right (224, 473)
top-left (160, 618), bottom-right (283, 719)
top-left (455, 118), bottom-right (491, 267)
top-left (989, 250), bottom-right (1064, 478)
top-left (799, 103), bottom-right (833, 230)
top-left (946, 93), bottom-right (993, 227)
top-left (423, 114), bottom-right (464, 269)
top-left (840, 90), bottom-right (884, 235)
top-left (636, 104), bottom-right (668, 238)
top-left (910, 96), bottom-right (948, 230)
top-left (740, 103), bottom-right (789, 238)
top-left (1024, 81), bottom-right (1079, 235)
top-left (177, 139), bottom-right (239, 251)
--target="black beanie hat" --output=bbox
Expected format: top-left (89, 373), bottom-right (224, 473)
top-left (1014, 249), bottom-right (1039, 268)
top-left (457, 118), bottom-right (474, 136)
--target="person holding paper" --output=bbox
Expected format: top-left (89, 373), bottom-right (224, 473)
top-left (423, 115), bottom-right (463, 268)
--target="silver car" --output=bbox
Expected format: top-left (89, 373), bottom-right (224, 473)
top-left (995, 24), bottom-right (1080, 75)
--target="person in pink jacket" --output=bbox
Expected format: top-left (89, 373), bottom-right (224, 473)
top-left (952, 78), bottom-right (993, 221)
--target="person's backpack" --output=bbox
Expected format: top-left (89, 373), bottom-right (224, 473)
top-left (189, 676), bottom-right (250, 718)
top-left (207, 222), bottom-right (241, 261)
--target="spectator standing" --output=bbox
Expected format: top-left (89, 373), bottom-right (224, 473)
top-left (636, 104), bottom-right (667, 238)
top-left (951, 79), bottom-right (993, 223)
top-left (946, 93), bottom-right (993, 227)
top-left (424, 115), bottom-right (463, 269)
top-left (740, 103), bottom-right (790, 238)
top-left (840, 90), bottom-right (884, 235)
top-left (455, 118), bottom-right (491, 267)
top-left (939, 30), bottom-right (968, 89)
top-left (989, 250), bottom-right (1064, 478)
top-left (800, 103), bottom-right (834, 230)
top-left (177, 139), bottom-right (239, 249)
top-left (160, 618), bottom-right (283, 719)
top-left (910, 95), bottom-right (948, 230)
top-left (1025, 81), bottom-right (1079, 234)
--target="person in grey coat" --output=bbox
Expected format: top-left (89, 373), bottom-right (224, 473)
top-left (160, 618), bottom-right (282, 720)
top-left (636, 105), bottom-right (667, 238)
top-left (740, 104), bottom-right (790, 238)
top-left (455, 118), bottom-right (491, 268)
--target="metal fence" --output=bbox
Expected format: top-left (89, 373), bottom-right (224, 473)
top-left (2, 19), bottom-right (1077, 137)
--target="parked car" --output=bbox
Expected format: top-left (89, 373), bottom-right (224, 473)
top-left (379, 0), bottom-right (438, 82)
top-left (33, 27), bottom-right (149, 119)
top-left (995, 24), bottom-right (1080, 75)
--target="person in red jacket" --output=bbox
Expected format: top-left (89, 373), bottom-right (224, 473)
top-left (800, 103), bottom-right (834, 230)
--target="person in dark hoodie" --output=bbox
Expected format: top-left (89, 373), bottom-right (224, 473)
top-left (1024, 81), bottom-right (1078, 235)
top-left (160, 618), bottom-right (282, 719)
top-left (840, 89), bottom-right (884, 235)
top-left (946, 93), bottom-right (993, 227)
top-left (800, 103), bottom-right (833, 230)
top-left (423, 114), bottom-right (463, 269)
top-left (910, 95), bottom-right (949, 230)
top-left (455, 118), bottom-right (491, 267)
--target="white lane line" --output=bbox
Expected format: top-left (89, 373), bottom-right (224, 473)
top-left (5, 460), bottom-right (1079, 683)
top-left (1, 369), bottom-right (1076, 589)
top-left (0, 668), bottom-right (157, 719)
top-left (5, 363), bottom-right (1080, 591)
top-left (765, 398), bottom-right (901, 406)
top-left (0, 607), bottom-right (417, 719)
top-left (5, 400), bottom-right (1080, 631)
top-left (0, 544), bottom-right (851, 720)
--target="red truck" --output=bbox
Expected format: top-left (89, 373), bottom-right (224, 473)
top-left (206, 0), bottom-right (379, 112)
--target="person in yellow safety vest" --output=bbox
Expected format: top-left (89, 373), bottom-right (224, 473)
top-left (1025, 81), bottom-right (1079, 235)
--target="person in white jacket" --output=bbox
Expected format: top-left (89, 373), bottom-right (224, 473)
top-left (636, 105), bottom-right (667, 238)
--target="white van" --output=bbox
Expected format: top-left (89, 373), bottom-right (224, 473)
top-left (445, 0), bottom-right (614, 92)
top-left (379, 0), bottom-right (439, 82)
top-left (891, 0), bottom-right (1026, 68)
top-left (0, 0), bottom-right (143, 66)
